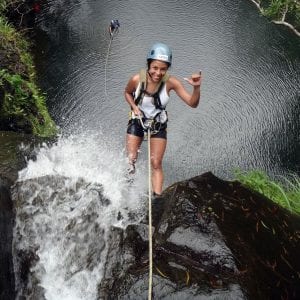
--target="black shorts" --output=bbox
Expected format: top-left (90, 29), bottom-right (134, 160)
top-left (127, 118), bottom-right (167, 139)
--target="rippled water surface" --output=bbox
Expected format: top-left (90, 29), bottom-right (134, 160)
top-left (33, 0), bottom-right (300, 186)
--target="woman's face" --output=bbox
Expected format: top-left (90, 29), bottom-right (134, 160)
top-left (148, 60), bottom-right (169, 82)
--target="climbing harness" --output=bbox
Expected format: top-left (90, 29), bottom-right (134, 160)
top-left (130, 68), bottom-right (169, 142)
top-left (131, 111), bottom-right (167, 140)
top-left (134, 69), bottom-right (169, 110)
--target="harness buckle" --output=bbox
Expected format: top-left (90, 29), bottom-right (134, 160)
top-left (143, 119), bottom-right (154, 130)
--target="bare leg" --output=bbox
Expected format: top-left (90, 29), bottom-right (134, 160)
top-left (150, 137), bottom-right (167, 195)
top-left (126, 134), bottom-right (143, 173)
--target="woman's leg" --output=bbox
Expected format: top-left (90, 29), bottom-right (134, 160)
top-left (126, 134), bottom-right (143, 173)
top-left (150, 137), bottom-right (167, 194)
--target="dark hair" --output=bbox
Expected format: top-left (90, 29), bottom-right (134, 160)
top-left (146, 59), bottom-right (171, 70)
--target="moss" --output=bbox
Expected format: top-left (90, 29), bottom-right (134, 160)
top-left (0, 69), bottom-right (56, 136)
top-left (0, 2), bottom-right (57, 137)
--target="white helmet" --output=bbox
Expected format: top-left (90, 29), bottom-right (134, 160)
top-left (147, 42), bottom-right (172, 66)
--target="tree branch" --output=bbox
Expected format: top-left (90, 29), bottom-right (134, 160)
top-left (248, 0), bottom-right (300, 37)
top-left (249, 0), bottom-right (261, 10)
top-left (272, 20), bottom-right (300, 37)
top-left (281, 4), bottom-right (289, 22)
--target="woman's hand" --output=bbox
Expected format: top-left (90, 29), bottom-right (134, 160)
top-left (184, 72), bottom-right (202, 87)
top-left (132, 105), bottom-right (142, 117)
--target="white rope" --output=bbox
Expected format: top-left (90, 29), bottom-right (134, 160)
top-left (104, 33), bottom-right (113, 99)
top-left (105, 27), bottom-right (154, 296)
top-left (147, 127), bottom-right (153, 300)
top-left (137, 115), bottom-right (153, 299)
top-left (104, 28), bottom-right (120, 98)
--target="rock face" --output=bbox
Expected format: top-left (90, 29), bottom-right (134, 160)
top-left (11, 175), bottom-right (111, 300)
top-left (99, 172), bottom-right (300, 299)
top-left (0, 176), bottom-right (15, 300)
top-left (0, 2), bottom-right (57, 137)
top-left (4, 172), bottom-right (300, 299)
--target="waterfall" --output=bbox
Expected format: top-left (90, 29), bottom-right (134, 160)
top-left (13, 131), bottom-right (148, 299)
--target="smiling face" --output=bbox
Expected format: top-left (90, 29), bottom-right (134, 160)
top-left (148, 60), bottom-right (169, 83)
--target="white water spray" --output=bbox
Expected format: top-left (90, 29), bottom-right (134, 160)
top-left (14, 132), bottom-right (148, 300)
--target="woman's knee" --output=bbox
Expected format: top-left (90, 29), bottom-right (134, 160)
top-left (151, 158), bottom-right (162, 170)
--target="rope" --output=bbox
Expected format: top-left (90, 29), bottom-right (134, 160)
top-left (137, 115), bottom-right (153, 299)
top-left (104, 27), bottom-right (119, 99)
top-left (147, 127), bottom-right (153, 300)
top-left (104, 32), bottom-right (113, 99)
top-left (104, 26), bottom-right (153, 296)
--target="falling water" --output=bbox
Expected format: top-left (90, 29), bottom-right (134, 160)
top-left (13, 132), bottom-right (148, 299)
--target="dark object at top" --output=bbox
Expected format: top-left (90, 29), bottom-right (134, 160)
top-left (110, 19), bottom-right (120, 30)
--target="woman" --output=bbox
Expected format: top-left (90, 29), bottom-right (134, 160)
top-left (124, 42), bottom-right (202, 196)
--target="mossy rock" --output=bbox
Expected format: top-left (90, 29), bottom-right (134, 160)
top-left (0, 12), bottom-right (57, 137)
top-left (0, 70), bottom-right (57, 137)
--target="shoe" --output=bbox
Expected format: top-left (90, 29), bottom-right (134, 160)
top-left (150, 194), bottom-right (165, 225)
top-left (126, 164), bottom-right (135, 185)
top-left (127, 164), bottom-right (135, 175)
top-left (152, 192), bottom-right (161, 199)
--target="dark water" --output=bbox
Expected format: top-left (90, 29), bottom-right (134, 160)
top-left (33, 0), bottom-right (300, 186)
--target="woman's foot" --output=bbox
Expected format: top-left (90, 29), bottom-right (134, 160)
top-left (152, 192), bottom-right (161, 199)
top-left (127, 163), bottom-right (135, 175)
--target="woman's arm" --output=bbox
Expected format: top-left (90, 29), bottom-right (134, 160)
top-left (169, 74), bottom-right (202, 108)
top-left (124, 74), bottom-right (141, 115)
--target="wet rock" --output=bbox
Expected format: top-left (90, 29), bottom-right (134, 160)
top-left (99, 172), bottom-right (300, 299)
top-left (0, 176), bottom-right (15, 300)
top-left (0, 131), bottom-right (57, 182)
top-left (7, 172), bottom-right (300, 299)
top-left (12, 175), bottom-right (111, 299)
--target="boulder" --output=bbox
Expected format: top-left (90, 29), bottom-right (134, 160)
top-left (99, 172), bottom-right (300, 299)
top-left (8, 172), bottom-right (300, 299)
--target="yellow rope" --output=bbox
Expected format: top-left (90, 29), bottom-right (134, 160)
top-left (155, 266), bottom-right (168, 278)
top-left (147, 127), bottom-right (153, 300)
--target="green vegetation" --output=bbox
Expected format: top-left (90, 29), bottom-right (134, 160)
top-left (0, 0), bottom-right (7, 15)
top-left (234, 170), bottom-right (300, 214)
top-left (252, 0), bottom-right (300, 35)
top-left (0, 1), bottom-right (57, 137)
top-left (262, 0), bottom-right (300, 26)
top-left (0, 69), bottom-right (57, 136)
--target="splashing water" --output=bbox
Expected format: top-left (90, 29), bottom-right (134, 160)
top-left (14, 131), bottom-right (148, 299)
